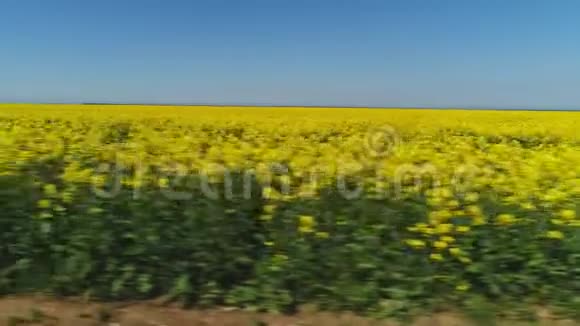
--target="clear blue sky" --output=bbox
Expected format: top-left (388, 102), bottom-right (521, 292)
top-left (1, 0), bottom-right (579, 109)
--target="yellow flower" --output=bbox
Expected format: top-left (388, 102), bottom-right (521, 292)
top-left (569, 220), bottom-right (580, 227)
top-left (428, 196), bottom-right (443, 206)
top-left (560, 209), bottom-right (576, 220)
top-left (456, 225), bottom-right (471, 233)
top-left (279, 175), bottom-right (291, 185)
top-left (449, 247), bottom-right (462, 256)
top-left (435, 223), bottom-right (453, 234)
top-left (43, 184), bottom-right (58, 196)
top-left (263, 204), bottom-right (276, 214)
top-left (496, 213), bottom-right (516, 225)
top-left (437, 210), bottom-right (452, 221)
top-left (415, 223), bottom-right (429, 229)
top-left (298, 215), bottom-right (315, 233)
top-left (433, 240), bottom-right (448, 250)
top-left (473, 216), bottom-right (486, 226)
top-left (456, 282), bottom-right (471, 292)
top-left (439, 188), bottom-right (453, 199)
top-left (315, 231), bottom-right (329, 239)
top-left (405, 239), bottom-right (426, 249)
top-left (410, 223), bottom-right (434, 235)
top-left (464, 192), bottom-right (479, 203)
top-left (440, 236), bottom-right (455, 243)
top-left (158, 177), bottom-right (169, 188)
top-left (466, 205), bottom-right (481, 214)
top-left (430, 253), bottom-right (444, 261)
top-left (446, 200), bottom-right (460, 208)
top-left (546, 230), bottom-right (564, 240)
top-left (260, 214), bottom-right (273, 222)
top-left (521, 202), bottom-right (535, 210)
top-left (92, 175), bottom-right (106, 187)
top-left (458, 256), bottom-right (472, 264)
top-left (37, 199), bottom-right (52, 209)
top-left (428, 211), bottom-right (440, 222)
top-left (262, 186), bottom-right (277, 198)
top-left (544, 192), bottom-right (560, 203)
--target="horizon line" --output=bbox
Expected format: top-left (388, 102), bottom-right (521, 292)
top-left (1, 102), bottom-right (579, 112)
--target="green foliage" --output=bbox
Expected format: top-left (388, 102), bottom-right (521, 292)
top-left (0, 169), bottom-right (578, 320)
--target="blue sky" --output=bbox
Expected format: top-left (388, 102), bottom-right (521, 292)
top-left (1, 0), bottom-right (579, 108)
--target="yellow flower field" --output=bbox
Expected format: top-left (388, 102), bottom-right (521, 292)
top-left (0, 103), bottom-right (578, 317)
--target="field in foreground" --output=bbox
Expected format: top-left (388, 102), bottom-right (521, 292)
top-left (0, 104), bottom-right (578, 322)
